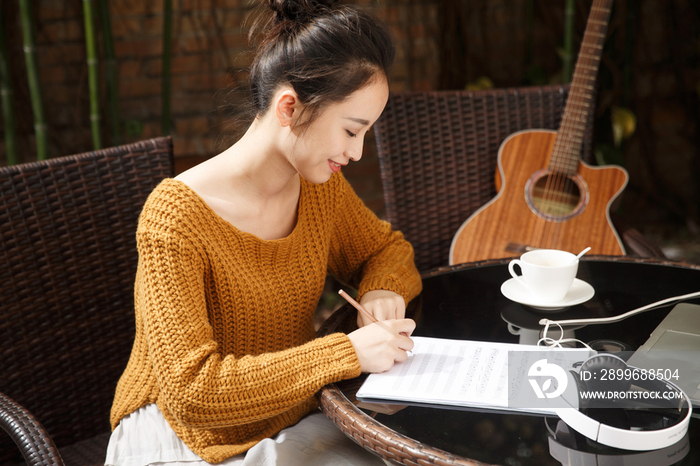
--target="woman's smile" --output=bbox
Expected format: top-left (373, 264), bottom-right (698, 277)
top-left (329, 159), bottom-right (345, 173)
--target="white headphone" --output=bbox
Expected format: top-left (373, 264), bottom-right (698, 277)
top-left (547, 418), bottom-right (690, 465)
top-left (553, 353), bottom-right (692, 451)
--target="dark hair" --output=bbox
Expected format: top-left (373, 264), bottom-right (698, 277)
top-left (248, 0), bottom-right (395, 128)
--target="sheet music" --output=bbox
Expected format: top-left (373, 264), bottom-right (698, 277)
top-left (356, 336), bottom-right (589, 414)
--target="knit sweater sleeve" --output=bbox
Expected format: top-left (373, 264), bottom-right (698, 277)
top-left (136, 227), bottom-right (361, 429)
top-left (327, 174), bottom-right (422, 303)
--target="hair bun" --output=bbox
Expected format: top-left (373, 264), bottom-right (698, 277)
top-left (268, 0), bottom-right (339, 23)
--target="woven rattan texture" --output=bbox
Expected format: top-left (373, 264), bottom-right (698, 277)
top-left (0, 137), bottom-right (173, 466)
top-left (374, 85), bottom-right (595, 272)
top-left (319, 385), bottom-right (490, 466)
top-left (0, 392), bottom-right (62, 466)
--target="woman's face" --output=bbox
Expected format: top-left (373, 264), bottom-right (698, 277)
top-left (288, 76), bottom-right (389, 184)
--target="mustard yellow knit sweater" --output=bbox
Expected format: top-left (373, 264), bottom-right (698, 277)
top-left (110, 173), bottom-right (422, 463)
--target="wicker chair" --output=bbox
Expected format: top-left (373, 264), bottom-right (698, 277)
top-left (373, 85), bottom-right (665, 271)
top-left (0, 137), bottom-right (174, 466)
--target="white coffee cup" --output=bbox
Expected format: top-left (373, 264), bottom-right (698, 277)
top-left (507, 249), bottom-right (578, 303)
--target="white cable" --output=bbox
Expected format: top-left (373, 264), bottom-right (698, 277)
top-left (537, 319), bottom-right (595, 351)
top-left (539, 290), bottom-right (700, 328)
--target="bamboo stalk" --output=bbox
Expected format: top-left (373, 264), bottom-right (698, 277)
top-left (18, 0), bottom-right (48, 160)
top-left (162, 0), bottom-right (173, 135)
top-left (0, 7), bottom-right (18, 165)
top-left (562, 0), bottom-right (576, 83)
top-left (97, 0), bottom-right (120, 145)
top-left (82, 0), bottom-right (102, 149)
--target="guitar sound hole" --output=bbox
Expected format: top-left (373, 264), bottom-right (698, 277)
top-left (526, 171), bottom-right (588, 221)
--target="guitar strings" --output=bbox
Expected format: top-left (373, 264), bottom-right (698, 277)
top-left (555, 0), bottom-right (608, 249)
top-left (533, 123), bottom-right (571, 249)
top-left (537, 96), bottom-right (584, 251)
top-left (534, 115), bottom-right (573, 250)
top-left (532, 0), bottom-right (608, 252)
top-left (534, 67), bottom-right (578, 250)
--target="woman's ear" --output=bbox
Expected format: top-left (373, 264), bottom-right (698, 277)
top-left (274, 89), bottom-right (300, 128)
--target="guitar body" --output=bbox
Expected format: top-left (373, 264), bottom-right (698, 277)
top-left (449, 129), bottom-right (628, 263)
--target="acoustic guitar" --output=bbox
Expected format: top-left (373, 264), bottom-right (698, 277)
top-left (449, 0), bottom-right (627, 265)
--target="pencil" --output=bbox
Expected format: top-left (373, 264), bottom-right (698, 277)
top-left (338, 289), bottom-right (410, 339)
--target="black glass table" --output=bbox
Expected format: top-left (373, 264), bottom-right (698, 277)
top-left (318, 256), bottom-right (700, 466)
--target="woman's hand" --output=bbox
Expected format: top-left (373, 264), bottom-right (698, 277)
top-left (347, 319), bottom-right (416, 373)
top-left (357, 290), bottom-right (406, 327)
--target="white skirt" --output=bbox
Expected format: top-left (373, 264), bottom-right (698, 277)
top-left (105, 403), bottom-right (386, 466)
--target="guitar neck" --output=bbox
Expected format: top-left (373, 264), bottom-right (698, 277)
top-left (551, 0), bottom-right (614, 175)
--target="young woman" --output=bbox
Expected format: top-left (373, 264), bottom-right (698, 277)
top-left (105, 1), bottom-right (422, 464)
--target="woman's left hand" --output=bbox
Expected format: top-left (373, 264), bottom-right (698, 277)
top-left (358, 290), bottom-right (406, 327)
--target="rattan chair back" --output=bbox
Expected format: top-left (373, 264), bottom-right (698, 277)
top-left (373, 85), bottom-right (594, 271)
top-left (0, 137), bottom-right (173, 466)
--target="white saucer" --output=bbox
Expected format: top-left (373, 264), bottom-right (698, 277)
top-left (500, 278), bottom-right (595, 311)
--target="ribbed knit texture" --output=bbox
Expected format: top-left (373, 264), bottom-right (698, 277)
top-left (109, 173), bottom-right (422, 463)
